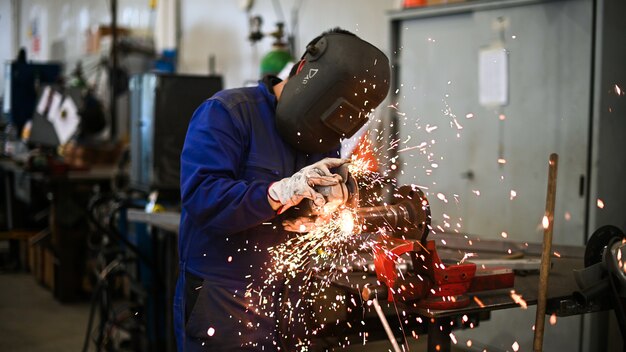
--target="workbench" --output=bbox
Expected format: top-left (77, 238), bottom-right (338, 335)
top-left (325, 253), bottom-right (597, 351)
top-left (0, 157), bottom-right (118, 301)
top-left (124, 210), bottom-right (600, 352)
top-left (126, 209), bottom-right (180, 352)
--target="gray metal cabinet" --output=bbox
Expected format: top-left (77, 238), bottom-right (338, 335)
top-left (391, 0), bottom-right (592, 247)
top-left (388, 0), bottom-right (626, 350)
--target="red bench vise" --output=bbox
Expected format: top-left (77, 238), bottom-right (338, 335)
top-left (356, 186), bottom-right (515, 309)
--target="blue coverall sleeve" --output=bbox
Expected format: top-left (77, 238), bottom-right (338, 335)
top-left (180, 100), bottom-right (276, 233)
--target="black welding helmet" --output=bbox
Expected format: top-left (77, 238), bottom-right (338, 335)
top-left (275, 32), bottom-right (390, 154)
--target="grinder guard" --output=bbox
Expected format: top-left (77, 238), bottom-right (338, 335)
top-left (295, 164), bottom-right (359, 217)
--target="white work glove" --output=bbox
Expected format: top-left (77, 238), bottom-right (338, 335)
top-left (268, 158), bottom-right (349, 214)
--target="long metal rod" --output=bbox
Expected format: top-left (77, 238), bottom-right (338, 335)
top-left (533, 153), bottom-right (559, 352)
top-left (372, 298), bottom-right (402, 352)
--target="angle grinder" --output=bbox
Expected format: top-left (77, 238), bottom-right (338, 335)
top-left (291, 164), bottom-right (431, 241)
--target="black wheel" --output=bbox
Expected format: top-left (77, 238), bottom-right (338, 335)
top-left (584, 225), bottom-right (625, 267)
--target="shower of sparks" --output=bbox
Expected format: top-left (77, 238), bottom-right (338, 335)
top-left (449, 332), bottom-right (457, 344)
top-left (437, 193), bottom-right (448, 203)
top-left (459, 252), bottom-right (477, 264)
top-left (615, 84), bottom-right (623, 96)
top-left (550, 313), bottom-right (558, 325)
top-left (510, 290), bottom-right (527, 309)
top-left (248, 206), bottom-right (372, 349)
top-left (237, 63), bottom-right (545, 348)
top-left (263, 209), bottom-right (363, 292)
top-left (247, 147), bottom-right (397, 349)
top-left (425, 124), bottom-right (438, 133)
top-left (348, 155), bottom-right (373, 178)
top-left (473, 296), bottom-right (486, 308)
top-left (542, 215), bottom-right (550, 229)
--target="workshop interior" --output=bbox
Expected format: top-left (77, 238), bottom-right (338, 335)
top-left (0, 0), bottom-right (625, 351)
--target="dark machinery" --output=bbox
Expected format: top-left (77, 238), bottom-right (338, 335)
top-left (574, 225), bottom-right (626, 344)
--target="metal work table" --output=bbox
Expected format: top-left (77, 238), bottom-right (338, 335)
top-left (330, 256), bottom-right (584, 317)
top-left (0, 157), bottom-right (118, 301)
top-left (326, 255), bottom-right (598, 351)
top-left (318, 232), bottom-right (594, 351)
top-left (126, 209), bottom-right (180, 234)
top-left (124, 210), bottom-right (596, 351)
top-left (0, 158), bottom-right (119, 181)
top-left (125, 208), bottom-right (180, 352)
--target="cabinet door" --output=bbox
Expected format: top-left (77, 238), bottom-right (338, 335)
top-left (393, 1), bottom-right (591, 351)
top-left (395, 0), bottom-right (592, 247)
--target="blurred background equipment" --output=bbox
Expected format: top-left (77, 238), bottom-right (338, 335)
top-left (245, 0), bottom-right (304, 80)
top-left (129, 73), bottom-right (223, 196)
top-left (574, 225), bottom-right (626, 346)
top-left (258, 22), bottom-right (294, 77)
top-left (2, 50), bottom-right (62, 134)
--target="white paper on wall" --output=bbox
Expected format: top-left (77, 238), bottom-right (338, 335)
top-left (479, 46), bottom-right (509, 107)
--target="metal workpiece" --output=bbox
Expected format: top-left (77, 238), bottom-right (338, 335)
top-left (334, 184), bottom-right (516, 313)
top-left (356, 185), bottom-right (431, 243)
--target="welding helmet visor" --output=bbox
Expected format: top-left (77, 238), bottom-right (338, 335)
top-left (275, 33), bottom-right (390, 154)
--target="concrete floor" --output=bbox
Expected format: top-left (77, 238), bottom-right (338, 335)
top-left (0, 272), bottom-right (468, 352)
top-left (0, 272), bottom-right (91, 352)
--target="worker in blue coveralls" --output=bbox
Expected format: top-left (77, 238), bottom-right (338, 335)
top-left (174, 28), bottom-right (390, 351)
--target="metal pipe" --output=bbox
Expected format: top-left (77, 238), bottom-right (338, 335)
top-left (357, 203), bottom-right (409, 230)
top-left (372, 298), bottom-right (402, 352)
top-left (533, 153), bottom-right (559, 352)
top-left (356, 193), bottom-right (429, 242)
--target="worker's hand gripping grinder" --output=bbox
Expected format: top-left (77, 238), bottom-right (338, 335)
top-left (282, 164), bottom-right (358, 232)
